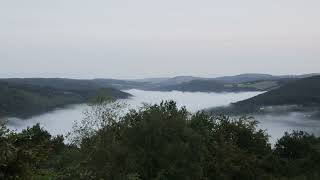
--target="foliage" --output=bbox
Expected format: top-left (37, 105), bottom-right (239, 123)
top-left (1, 101), bottom-right (320, 179)
top-left (0, 123), bottom-right (65, 179)
top-left (274, 131), bottom-right (320, 178)
top-left (68, 98), bottom-right (127, 146)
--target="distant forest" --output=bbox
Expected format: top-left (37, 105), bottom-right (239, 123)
top-left (0, 80), bottom-right (130, 118)
top-left (212, 76), bottom-right (320, 115)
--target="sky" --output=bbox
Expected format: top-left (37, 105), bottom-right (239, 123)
top-left (0, 0), bottom-right (319, 79)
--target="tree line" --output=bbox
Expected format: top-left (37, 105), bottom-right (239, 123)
top-left (1, 101), bottom-right (320, 179)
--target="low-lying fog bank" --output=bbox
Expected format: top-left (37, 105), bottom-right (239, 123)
top-left (122, 89), bottom-right (263, 112)
top-left (6, 89), bottom-right (320, 145)
top-left (254, 112), bottom-right (320, 145)
top-left (6, 90), bottom-right (262, 135)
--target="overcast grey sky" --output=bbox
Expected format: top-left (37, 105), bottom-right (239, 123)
top-left (1, 0), bottom-right (319, 79)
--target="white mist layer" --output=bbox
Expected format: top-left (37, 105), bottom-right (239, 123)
top-left (256, 112), bottom-right (320, 145)
top-left (7, 90), bottom-right (262, 136)
top-left (7, 90), bottom-right (320, 145)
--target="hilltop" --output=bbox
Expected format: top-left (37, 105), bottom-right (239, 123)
top-left (157, 79), bottom-right (256, 92)
top-left (133, 73), bottom-right (318, 92)
top-left (3, 73), bottom-right (318, 93)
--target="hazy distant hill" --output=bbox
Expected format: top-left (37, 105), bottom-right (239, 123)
top-left (0, 80), bottom-right (131, 118)
top-left (154, 76), bottom-right (202, 86)
top-left (132, 76), bottom-right (201, 88)
top-left (156, 78), bottom-right (295, 92)
top-left (2, 73), bottom-right (319, 94)
top-left (131, 74), bottom-right (287, 92)
top-left (157, 79), bottom-right (257, 92)
top-left (132, 77), bottom-right (170, 84)
top-left (3, 78), bottom-right (143, 91)
top-left (149, 73), bottom-right (320, 92)
top-left (92, 78), bottom-right (147, 90)
top-left (213, 73), bottom-right (320, 84)
top-left (214, 73), bottom-right (280, 84)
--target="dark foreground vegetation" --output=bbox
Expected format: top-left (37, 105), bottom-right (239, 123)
top-left (1, 101), bottom-right (320, 180)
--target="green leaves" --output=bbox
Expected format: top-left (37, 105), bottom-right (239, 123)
top-left (0, 123), bottom-right (66, 179)
top-left (1, 101), bottom-right (320, 179)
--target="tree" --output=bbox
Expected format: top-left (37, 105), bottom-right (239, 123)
top-left (1, 101), bottom-right (320, 179)
top-left (0, 123), bottom-right (65, 179)
top-left (274, 131), bottom-right (320, 178)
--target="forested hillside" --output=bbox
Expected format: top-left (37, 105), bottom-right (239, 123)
top-left (212, 76), bottom-right (320, 114)
top-left (236, 75), bottom-right (320, 106)
top-left (157, 78), bottom-right (295, 92)
top-left (2, 73), bottom-right (317, 93)
top-left (158, 79), bottom-right (256, 92)
top-left (2, 78), bottom-right (145, 91)
top-left (140, 73), bottom-right (319, 92)
top-left (0, 81), bottom-right (130, 118)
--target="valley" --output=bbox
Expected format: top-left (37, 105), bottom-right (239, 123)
top-left (3, 74), bottom-right (320, 146)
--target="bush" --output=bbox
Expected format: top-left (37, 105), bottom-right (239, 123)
top-left (1, 101), bottom-right (320, 179)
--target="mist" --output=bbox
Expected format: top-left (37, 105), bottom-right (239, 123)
top-left (6, 90), bottom-right (320, 145)
top-left (254, 111), bottom-right (320, 145)
top-left (7, 90), bottom-right (262, 136)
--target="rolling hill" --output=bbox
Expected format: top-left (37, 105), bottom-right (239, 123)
top-left (137, 74), bottom-right (319, 92)
top-left (213, 73), bottom-right (320, 84)
top-left (148, 73), bottom-right (320, 92)
top-left (155, 78), bottom-right (296, 92)
top-left (157, 79), bottom-right (257, 92)
top-left (211, 76), bottom-right (320, 115)
top-left (214, 73), bottom-right (281, 84)
top-left (236, 75), bottom-right (320, 106)
top-left (2, 78), bottom-right (145, 91)
top-left (4, 73), bottom-right (316, 93)
top-left (0, 80), bottom-right (131, 118)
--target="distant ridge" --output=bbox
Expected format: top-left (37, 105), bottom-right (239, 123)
top-left (142, 73), bottom-right (320, 92)
top-left (214, 73), bottom-right (278, 84)
top-left (1, 73), bottom-right (319, 92)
